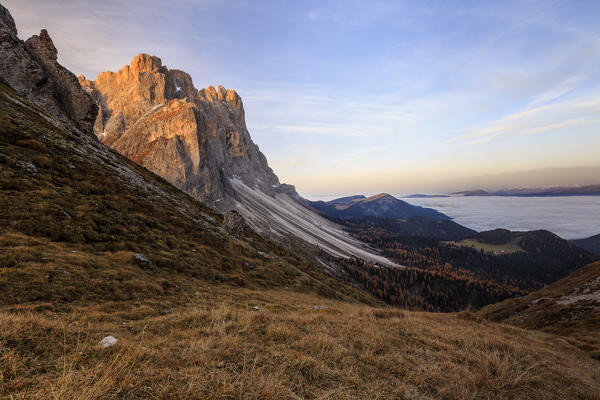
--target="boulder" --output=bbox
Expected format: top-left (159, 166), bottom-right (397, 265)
top-left (97, 336), bottom-right (117, 348)
top-left (133, 253), bottom-right (152, 270)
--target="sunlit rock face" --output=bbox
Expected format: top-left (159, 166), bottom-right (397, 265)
top-left (80, 54), bottom-right (394, 265)
top-left (79, 54), bottom-right (279, 209)
top-left (0, 5), bottom-right (97, 133)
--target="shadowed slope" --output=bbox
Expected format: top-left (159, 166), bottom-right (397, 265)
top-left (479, 261), bottom-right (600, 359)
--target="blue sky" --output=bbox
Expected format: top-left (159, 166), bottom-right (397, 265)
top-left (6, 0), bottom-right (600, 198)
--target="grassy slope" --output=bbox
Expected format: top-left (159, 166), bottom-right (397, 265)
top-left (0, 82), bottom-right (368, 305)
top-left (479, 261), bottom-right (600, 360)
top-left (0, 82), bottom-right (599, 399)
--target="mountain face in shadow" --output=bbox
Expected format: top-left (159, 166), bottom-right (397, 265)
top-left (573, 234), bottom-right (600, 255)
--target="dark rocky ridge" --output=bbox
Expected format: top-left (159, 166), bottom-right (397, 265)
top-left (0, 4), bottom-right (96, 133)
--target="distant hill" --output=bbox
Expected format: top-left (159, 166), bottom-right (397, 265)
top-left (328, 194), bottom-right (366, 204)
top-left (343, 222), bottom-right (597, 301)
top-left (307, 193), bottom-right (449, 220)
top-left (341, 216), bottom-right (476, 241)
top-left (445, 229), bottom-right (598, 285)
top-left (572, 234), bottom-right (600, 255)
top-left (454, 185), bottom-right (600, 197)
top-left (479, 261), bottom-right (600, 360)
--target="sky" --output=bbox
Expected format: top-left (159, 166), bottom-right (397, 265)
top-left (5, 0), bottom-right (600, 199)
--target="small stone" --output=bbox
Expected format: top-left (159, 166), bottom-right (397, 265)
top-left (16, 160), bottom-right (37, 173)
top-left (133, 253), bottom-right (152, 270)
top-left (54, 268), bottom-right (71, 275)
top-left (97, 336), bottom-right (117, 348)
top-left (252, 306), bottom-right (260, 311)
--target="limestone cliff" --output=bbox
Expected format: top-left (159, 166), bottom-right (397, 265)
top-left (80, 54), bottom-right (394, 265)
top-left (0, 5), bottom-right (96, 133)
top-left (79, 55), bottom-right (279, 208)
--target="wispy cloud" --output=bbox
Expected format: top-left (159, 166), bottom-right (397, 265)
top-left (452, 96), bottom-right (600, 144)
top-left (306, 10), bottom-right (319, 20)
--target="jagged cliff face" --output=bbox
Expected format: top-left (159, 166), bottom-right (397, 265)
top-left (0, 5), bottom-right (96, 133)
top-left (79, 54), bottom-right (279, 208)
top-left (79, 54), bottom-right (394, 265)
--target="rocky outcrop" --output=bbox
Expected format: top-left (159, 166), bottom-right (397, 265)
top-left (0, 5), bottom-right (97, 133)
top-left (222, 210), bottom-right (246, 238)
top-left (80, 54), bottom-right (279, 208)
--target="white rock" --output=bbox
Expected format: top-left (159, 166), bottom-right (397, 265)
top-left (98, 335), bottom-right (117, 348)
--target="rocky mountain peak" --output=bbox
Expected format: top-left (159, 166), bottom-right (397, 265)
top-left (129, 53), bottom-right (164, 74)
top-left (362, 193), bottom-right (394, 202)
top-left (25, 29), bottom-right (57, 61)
top-left (0, 4), bottom-right (17, 39)
top-left (0, 5), bottom-right (97, 133)
top-left (82, 54), bottom-right (280, 209)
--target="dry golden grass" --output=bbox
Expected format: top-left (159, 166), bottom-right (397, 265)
top-left (1, 288), bottom-right (599, 400)
top-left (479, 261), bottom-right (600, 360)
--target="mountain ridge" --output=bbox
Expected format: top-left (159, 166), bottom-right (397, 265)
top-left (0, 7), bottom-right (96, 133)
top-left (306, 192), bottom-right (449, 220)
top-left (76, 53), bottom-right (394, 265)
top-left (78, 53), bottom-right (280, 209)
top-left (454, 184), bottom-right (600, 197)
top-left (572, 234), bottom-right (600, 255)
